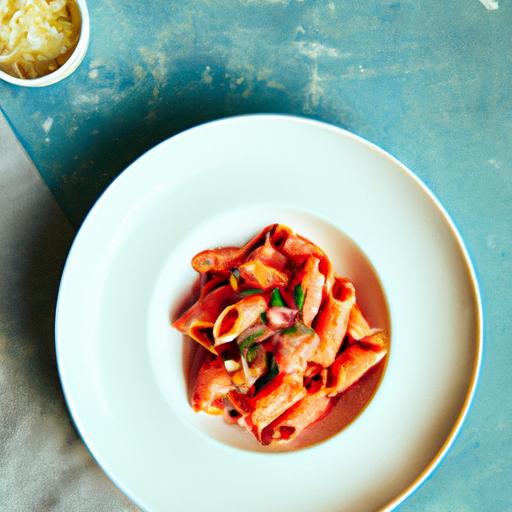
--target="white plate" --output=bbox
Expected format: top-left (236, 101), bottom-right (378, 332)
top-left (56, 115), bottom-right (482, 512)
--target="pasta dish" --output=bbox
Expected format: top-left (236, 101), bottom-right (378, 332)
top-left (173, 224), bottom-right (388, 446)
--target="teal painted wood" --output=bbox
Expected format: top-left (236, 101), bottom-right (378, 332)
top-left (0, 1), bottom-right (510, 510)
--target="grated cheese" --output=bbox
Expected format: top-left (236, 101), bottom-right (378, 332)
top-left (0, 0), bottom-right (80, 79)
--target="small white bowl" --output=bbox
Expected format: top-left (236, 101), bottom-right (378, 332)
top-left (0, 0), bottom-right (90, 87)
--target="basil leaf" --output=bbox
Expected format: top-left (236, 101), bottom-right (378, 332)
top-left (254, 353), bottom-right (279, 393)
top-left (240, 288), bottom-right (263, 297)
top-left (270, 288), bottom-right (285, 307)
top-left (246, 344), bottom-right (259, 363)
top-left (260, 311), bottom-right (267, 324)
top-left (238, 329), bottom-right (264, 354)
top-left (294, 283), bottom-right (305, 312)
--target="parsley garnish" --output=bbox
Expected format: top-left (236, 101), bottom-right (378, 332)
top-left (240, 288), bottom-right (263, 297)
top-left (270, 288), bottom-right (285, 307)
top-left (246, 344), bottom-right (259, 363)
top-left (238, 329), bottom-right (264, 354)
top-left (294, 283), bottom-right (305, 312)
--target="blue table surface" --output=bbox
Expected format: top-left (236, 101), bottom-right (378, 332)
top-left (1, 1), bottom-right (511, 510)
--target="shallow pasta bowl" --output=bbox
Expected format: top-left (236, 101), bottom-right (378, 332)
top-left (56, 114), bottom-right (482, 511)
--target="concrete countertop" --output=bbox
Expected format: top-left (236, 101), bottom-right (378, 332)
top-left (0, 1), bottom-right (510, 510)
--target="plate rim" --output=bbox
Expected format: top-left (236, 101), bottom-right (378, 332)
top-left (55, 113), bottom-right (483, 512)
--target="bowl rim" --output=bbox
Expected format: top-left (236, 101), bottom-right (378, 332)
top-left (0, 0), bottom-right (90, 87)
top-left (55, 114), bottom-right (483, 512)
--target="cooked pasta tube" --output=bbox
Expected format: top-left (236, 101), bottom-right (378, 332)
top-left (213, 295), bottom-right (267, 344)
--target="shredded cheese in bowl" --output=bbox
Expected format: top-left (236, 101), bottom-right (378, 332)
top-left (0, 0), bottom-right (81, 79)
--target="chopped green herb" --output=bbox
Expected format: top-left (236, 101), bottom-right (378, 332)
top-left (282, 325), bottom-right (298, 335)
top-left (240, 288), bottom-right (263, 297)
top-left (231, 268), bottom-right (241, 279)
top-left (254, 353), bottom-right (279, 393)
top-left (260, 311), bottom-right (267, 324)
top-left (294, 284), bottom-right (305, 312)
top-left (238, 329), bottom-right (264, 354)
top-left (270, 288), bottom-right (285, 307)
top-left (246, 344), bottom-right (259, 363)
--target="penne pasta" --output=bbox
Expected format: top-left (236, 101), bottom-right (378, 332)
top-left (238, 259), bottom-right (289, 289)
top-left (173, 285), bottom-right (236, 352)
top-left (191, 225), bottom-right (275, 273)
top-left (261, 390), bottom-right (332, 445)
top-left (247, 374), bottom-right (306, 436)
top-left (310, 278), bottom-right (356, 367)
top-left (199, 274), bottom-right (228, 298)
top-left (273, 323), bottom-right (319, 374)
top-left (247, 234), bottom-right (288, 271)
top-left (327, 343), bottom-right (387, 397)
top-left (213, 295), bottom-right (267, 344)
top-left (363, 331), bottom-right (389, 349)
top-left (347, 303), bottom-right (373, 341)
top-left (191, 357), bottom-right (234, 414)
top-left (299, 256), bottom-right (326, 326)
top-left (172, 224), bottom-right (389, 447)
top-left (272, 225), bottom-right (334, 296)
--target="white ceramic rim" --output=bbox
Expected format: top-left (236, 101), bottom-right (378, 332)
top-left (55, 114), bottom-right (483, 511)
top-left (0, 0), bottom-right (90, 87)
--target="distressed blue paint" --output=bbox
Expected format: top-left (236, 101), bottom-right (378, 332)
top-left (0, 1), bottom-right (510, 510)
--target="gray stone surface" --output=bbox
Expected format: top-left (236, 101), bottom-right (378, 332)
top-left (0, 112), bottom-right (136, 511)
